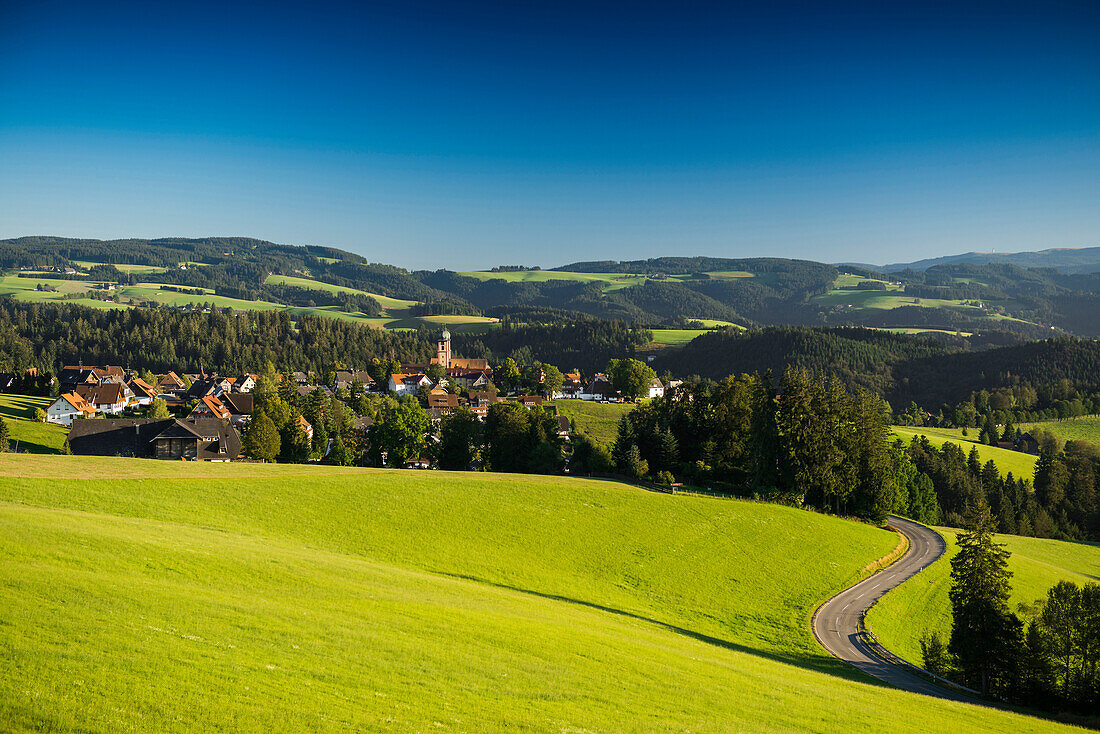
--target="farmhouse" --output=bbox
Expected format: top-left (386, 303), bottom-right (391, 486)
top-left (46, 392), bottom-right (96, 426)
top-left (191, 395), bottom-right (232, 420)
top-left (127, 377), bottom-right (158, 405)
top-left (74, 383), bottom-right (130, 414)
top-left (647, 378), bottom-right (666, 399)
top-left (388, 373), bottom-right (432, 396)
top-left (66, 417), bottom-right (242, 461)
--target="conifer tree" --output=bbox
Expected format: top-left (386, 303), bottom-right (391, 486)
top-left (949, 498), bottom-right (1023, 695)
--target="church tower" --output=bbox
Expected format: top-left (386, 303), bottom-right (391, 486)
top-left (437, 329), bottom-right (451, 369)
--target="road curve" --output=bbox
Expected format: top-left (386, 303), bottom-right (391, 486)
top-left (813, 515), bottom-right (972, 701)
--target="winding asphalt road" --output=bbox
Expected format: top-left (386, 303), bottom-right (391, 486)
top-left (813, 515), bottom-right (973, 701)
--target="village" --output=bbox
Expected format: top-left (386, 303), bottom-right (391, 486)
top-left (37, 330), bottom-right (672, 464)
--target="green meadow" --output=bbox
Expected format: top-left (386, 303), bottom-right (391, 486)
top-left (0, 394), bottom-right (67, 453)
top-left (455, 269), bottom-right (757, 294)
top-left (892, 426), bottom-right (1039, 480)
top-left (553, 399), bottom-right (636, 446)
top-left (868, 527), bottom-right (1100, 669)
top-left (0, 454), bottom-right (1078, 732)
top-left (1020, 416), bottom-right (1100, 448)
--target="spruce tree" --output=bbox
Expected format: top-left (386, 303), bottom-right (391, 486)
top-left (948, 498), bottom-right (1023, 695)
top-left (0, 417), bottom-right (9, 453)
top-left (242, 410), bottom-right (280, 462)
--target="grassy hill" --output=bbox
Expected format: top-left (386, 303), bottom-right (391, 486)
top-left (0, 455), bottom-right (1077, 732)
top-left (868, 527), bottom-right (1100, 669)
top-left (0, 394), bottom-right (66, 453)
top-left (891, 426), bottom-right (1039, 480)
top-left (1020, 415), bottom-right (1100, 448)
top-left (552, 399), bottom-right (635, 447)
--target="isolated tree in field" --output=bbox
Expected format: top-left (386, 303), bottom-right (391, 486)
top-left (147, 397), bottom-right (169, 420)
top-left (0, 417), bottom-right (9, 452)
top-left (243, 409), bottom-right (280, 462)
top-left (948, 499), bottom-right (1022, 695)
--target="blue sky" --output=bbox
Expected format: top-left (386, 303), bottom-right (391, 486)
top-left (1, 1), bottom-right (1097, 269)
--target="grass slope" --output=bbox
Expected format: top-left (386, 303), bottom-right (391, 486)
top-left (1020, 416), bottom-right (1100, 448)
top-left (552, 399), bottom-right (636, 446)
top-left (868, 527), bottom-right (1100, 669)
top-left (0, 394), bottom-right (66, 453)
top-left (892, 426), bottom-right (1039, 480)
top-left (0, 455), bottom-right (1075, 732)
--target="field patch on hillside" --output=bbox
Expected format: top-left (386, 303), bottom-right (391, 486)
top-left (892, 426), bottom-right (1038, 480)
top-left (553, 399), bottom-right (635, 446)
top-left (1020, 415), bottom-right (1100, 448)
top-left (0, 394), bottom-right (66, 453)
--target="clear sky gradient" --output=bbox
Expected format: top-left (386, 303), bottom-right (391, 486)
top-left (1, 1), bottom-right (1097, 269)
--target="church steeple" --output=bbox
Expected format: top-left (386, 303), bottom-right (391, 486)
top-left (437, 329), bottom-right (451, 369)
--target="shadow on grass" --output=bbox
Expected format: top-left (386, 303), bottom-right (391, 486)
top-left (436, 570), bottom-right (887, 687)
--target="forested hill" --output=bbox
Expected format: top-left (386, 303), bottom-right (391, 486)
top-left (0, 236), bottom-right (449, 302)
top-left (552, 256), bottom-right (837, 279)
top-left (884, 245), bottom-right (1100, 274)
top-left (652, 327), bottom-right (1100, 409)
top-left (3, 237), bottom-right (1100, 336)
top-left (650, 327), bottom-right (956, 396)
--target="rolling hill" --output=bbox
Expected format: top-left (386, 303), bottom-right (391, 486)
top-left (0, 454), bottom-right (1079, 732)
top-left (883, 246), bottom-right (1100, 275)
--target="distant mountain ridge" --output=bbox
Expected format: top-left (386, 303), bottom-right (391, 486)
top-left (881, 246), bottom-right (1100, 274)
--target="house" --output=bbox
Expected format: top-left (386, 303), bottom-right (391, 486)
top-left (427, 393), bottom-right (460, 417)
top-left (582, 375), bottom-right (614, 401)
top-left (557, 414), bottom-right (571, 438)
top-left (233, 374), bottom-right (257, 393)
top-left (156, 371), bottom-right (187, 392)
top-left (352, 415), bottom-right (375, 433)
top-left (451, 369), bottom-right (492, 389)
top-left (74, 383), bottom-right (130, 414)
top-left (292, 371), bottom-right (310, 385)
top-left (127, 377), bottom-right (158, 406)
top-left (351, 371), bottom-right (376, 390)
top-left (1017, 432), bottom-right (1040, 454)
top-left (467, 390), bottom-right (501, 420)
top-left (298, 384), bottom-right (333, 398)
top-left (297, 415), bottom-right (313, 443)
top-left (516, 395), bottom-right (543, 408)
top-left (58, 365), bottom-right (102, 391)
top-left (647, 378), bottom-right (666, 400)
top-left (222, 393), bottom-right (253, 426)
top-left (185, 378), bottom-right (221, 400)
top-left (67, 417), bottom-right (241, 461)
top-left (388, 373), bottom-right (432, 396)
top-left (334, 371), bottom-right (355, 390)
top-left (46, 392), bottom-right (96, 426)
top-left (191, 395), bottom-right (231, 421)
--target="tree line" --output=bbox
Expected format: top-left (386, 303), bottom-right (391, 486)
top-left (597, 367), bottom-right (939, 525)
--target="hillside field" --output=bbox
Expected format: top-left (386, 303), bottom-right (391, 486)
top-left (553, 399), bottom-right (635, 446)
top-left (0, 394), bottom-right (67, 453)
top-left (892, 426), bottom-right (1039, 480)
top-left (868, 527), bottom-right (1100, 669)
top-left (1020, 416), bottom-right (1100, 448)
top-left (0, 454), bottom-right (1076, 732)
